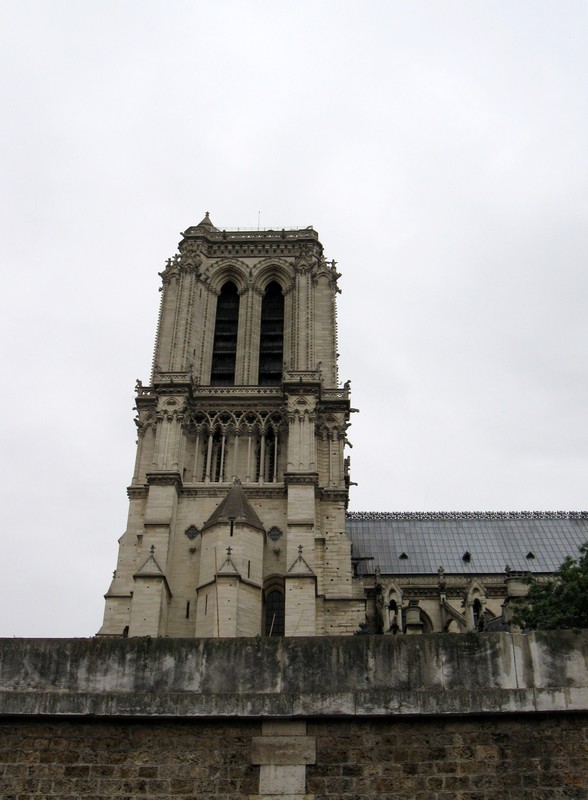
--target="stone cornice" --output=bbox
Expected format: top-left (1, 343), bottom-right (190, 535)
top-left (321, 387), bottom-right (350, 401)
top-left (320, 489), bottom-right (349, 503)
top-left (192, 386), bottom-right (283, 399)
top-left (153, 372), bottom-right (192, 385)
top-left (179, 227), bottom-right (321, 261)
top-left (371, 574), bottom-right (509, 588)
top-left (181, 485), bottom-right (286, 500)
top-left (182, 226), bottom-right (320, 243)
top-left (146, 472), bottom-right (182, 491)
top-left (127, 486), bottom-right (148, 499)
top-left (284, 472), bottom-right (319, 487)
top-left (402, 587), bottom-right (445, 599)
top-left (283, 371), bottom-right (322, 393)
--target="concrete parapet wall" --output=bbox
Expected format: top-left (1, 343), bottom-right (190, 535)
top-left (1, 631), bottom-right (587, 719)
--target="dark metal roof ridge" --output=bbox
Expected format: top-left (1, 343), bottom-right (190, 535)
top-left (346, 511), bottom-right (588, 520)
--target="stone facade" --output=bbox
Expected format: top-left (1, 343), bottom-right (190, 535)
top-left (0, 719), bottom-right (260, 798)
top-left (99, 215), bottom-right (363, 639)
top-left (4, 219), bottom-right (588, 797)
top-left (98, 215), bottom-right (588, 639)
top-left (364, 570), bottom-right (509, 635)
top-left (307, 715), bottom-right (588, 799)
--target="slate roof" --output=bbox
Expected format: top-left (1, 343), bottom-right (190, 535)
top-left (202, 481), bottom-right (265, 533)
top-left (346, 512), bottom-right (588, 576)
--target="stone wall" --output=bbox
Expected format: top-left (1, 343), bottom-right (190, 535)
top-left (0, 718), bottom-right (259, 799)
top-left (1, 632), bottom-right (587, 798)
top-left (0, 715), bottom-right (588, 800)
top-left (307, 715), bottom-right (588, 799)
top-left (2, 715), bottom-right (587, 799)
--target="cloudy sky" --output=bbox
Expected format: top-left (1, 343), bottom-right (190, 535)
top-left (1, 1), bottom-right (587, 637)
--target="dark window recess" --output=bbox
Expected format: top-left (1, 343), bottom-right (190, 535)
top-left (266, 429), bottom-right (276, 481)
top-left (265, 589), bottom-right (285, 636)
top-left (254, 438), bottom-right (262, 481)
top-left (212, 432), bottom-right (224, 482)
top-left (473, 598), bottom-right (482, 628)
top-left (211, 282), bottom-right (239, 385)
top-left (258, 281), bottom-right (284, 385)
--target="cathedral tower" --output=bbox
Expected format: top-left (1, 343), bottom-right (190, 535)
top-left (99, 214), bottom-right (363, 638)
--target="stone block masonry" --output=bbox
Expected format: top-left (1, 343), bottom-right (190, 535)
top-left (0, 718), bottom-right (260, 799)
top-left (1, 715), bottom-right (587, 799)
top-left (0, 631), bottom-right (587, 798)
top-left (306, 715), bottom-right (588, 799)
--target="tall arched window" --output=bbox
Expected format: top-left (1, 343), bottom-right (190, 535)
top-left (211, 282), bottom-right (239, 385)
top-left (258, 281), bottom-right (284, 386)
top-left (264, 589), bottom-right (285, 636)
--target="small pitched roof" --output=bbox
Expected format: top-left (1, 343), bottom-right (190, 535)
top-left (134, 551), bottom-right (165, 578)
top-left (195, 211), bottom-right (217, 230)
top-left (202, 480), bottom-right (265, 533)
top-left (217, 551), bottom-right (240, 576)
top-left (132, 548), bottom-right (172, 598)
top-left (287, 545), bottom-right (315, 576)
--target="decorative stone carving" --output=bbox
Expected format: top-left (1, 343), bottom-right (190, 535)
top-left (158, 254), bottom-right (181, 286)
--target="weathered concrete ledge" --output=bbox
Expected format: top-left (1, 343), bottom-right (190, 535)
top-left (0, 631), bottom-right (587, 719)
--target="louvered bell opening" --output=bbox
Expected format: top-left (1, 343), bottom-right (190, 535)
top-left (211, 282), bottom-right (239, 385)
top-left (258, 281), bottom-right (284, 386)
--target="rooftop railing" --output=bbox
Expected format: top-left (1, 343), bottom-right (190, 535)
top-left (183, 226), bottom-right (319, 241)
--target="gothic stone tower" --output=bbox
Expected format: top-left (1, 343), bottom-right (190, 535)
top-left (99, 214), bottom-right (364, 638)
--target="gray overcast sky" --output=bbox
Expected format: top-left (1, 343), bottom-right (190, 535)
top-left (1, 1), bottom-right (587, 636)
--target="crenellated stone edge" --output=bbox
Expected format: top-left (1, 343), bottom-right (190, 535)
top-left (0, 631), bottom-right (586, 719)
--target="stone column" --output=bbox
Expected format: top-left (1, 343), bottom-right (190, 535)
top-left (192, 431), bottom-right (201, 482)
top-left (205, 432), bottom-right (213, 482)
top-left (131, 429), bottom-right (145, 485)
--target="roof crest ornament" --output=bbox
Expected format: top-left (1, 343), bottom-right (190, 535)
top-left (347, 511), bottom-right (588, 521)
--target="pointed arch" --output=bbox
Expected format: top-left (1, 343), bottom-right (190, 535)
top-left (258, 280), bottom-right (284, 385)
top-left (253, 259), bottom-right (294, 294)
top-left (263, 575), bottom-right (285, 636)
top-left (465, 580), bottom-right (488, 631)
top-left (211, 281), bottom-right (239, 385)
top-left (207, 260), bottom-right (249, 294)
